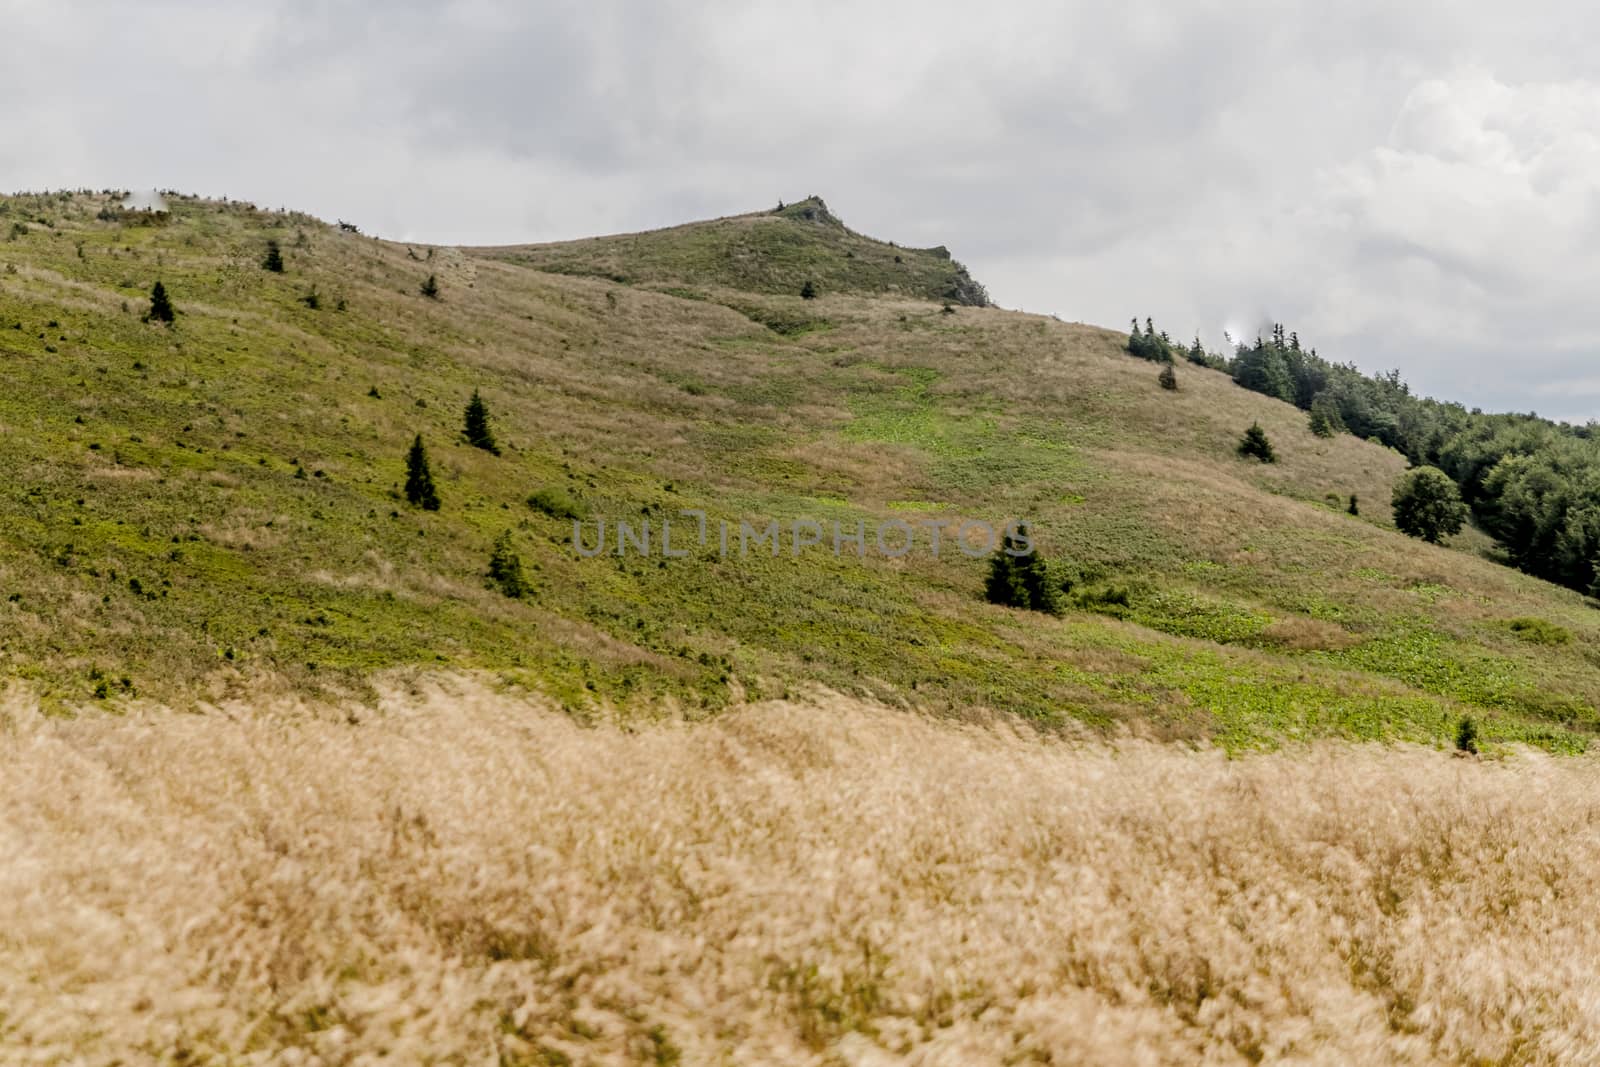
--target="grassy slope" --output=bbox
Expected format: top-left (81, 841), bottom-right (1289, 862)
top-left (1, 190), bottom-right (1597, 749)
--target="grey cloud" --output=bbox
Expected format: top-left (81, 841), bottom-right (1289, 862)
top-left (5, 0), bottom-right (1600, 416)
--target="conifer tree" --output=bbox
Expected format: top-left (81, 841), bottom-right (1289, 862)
top-left (1238, 422), bottom-right (1277, 463)
top-left (1158, 364), bottom-right (1178, 391)
top-left (985, 524), bottom-right (1063, 614)
top-left (486, 531), bottom-right (529, 598)
top-left (1016, 536), bottom-right (1063, 616)
top-left (420, 273), bottom-right (440, 299)
top-left (1308, 406), bottom-right (1335, 437)
top-left (800, 279), bottom-right (817, 300)
top-left (1187, 336), bottom-right (1206, 365)
top-left (985, 537), bottom-right (1029, 610)
top-left (1348, 494), bottom-right (1360, 516)
top-left (404, 434), bottom-right (441, 510)
top-left (1126, 316), bottom-right (1173, 362)
top-left (146, 280), bottom-right (175, 324)
top-left (262, 239), bottom-right (285, 273)
top-left (463, 389), bottom-right (500, 455)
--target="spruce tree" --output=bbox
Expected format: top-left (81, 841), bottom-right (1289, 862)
top-left (1347, 494), bottom-right (1360, 516)
top-left (1016, 533), bottom-right (1063, 616)
top-left (985, 524), bottom-right (1063, 615)
top-left (1127, 316), bottom-right (1173, 362)
top-left (1238, 422), bottom-right (1277, 463)
top-left (404, 434), bottom-right (441, 510)
top-left (985, 536), bottom-right (1029, 610)
top-left (463, 389), bottom-right (500, 455)
top-left (420, 273), bottom-right (440, 299)
top-left (262, 239), bottom-right (285, 273)
top-left (146, 280), bottom-right (175, 324)
top-left (985, 537), bottom-right (1024, 604)
top-left (1158, 363), bottom-right (1178, 391)
top-left (486, 531), bottom-right (529, 599)
top-left (800, 279), bottom-right (817, 300)
top-left (1308, 406), bottom-right (1335, 437)
top-left (1188, 336), bottom-right (1207, 365)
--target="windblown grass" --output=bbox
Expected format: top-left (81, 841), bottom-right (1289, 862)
top-left (4, 681), bottom-right (1599, 1063)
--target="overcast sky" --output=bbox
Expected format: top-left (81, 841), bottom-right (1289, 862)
top-left (4, 1), bottom-right (1598, 417)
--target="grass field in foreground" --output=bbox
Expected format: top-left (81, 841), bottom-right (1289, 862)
top-left (4, 681), bottom-right (1599, 1064)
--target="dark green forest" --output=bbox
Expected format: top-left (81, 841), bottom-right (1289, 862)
top-left (1129, 318), bottom-right (1600, 596)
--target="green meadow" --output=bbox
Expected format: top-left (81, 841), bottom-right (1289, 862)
top-left (2, 190), bottom-right (1597, 750)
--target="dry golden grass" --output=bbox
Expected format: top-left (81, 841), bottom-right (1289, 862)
top-left (1260, 616), bottom-right (1361, 652)
top-left (5, 682), bottom-right (1600, 1064)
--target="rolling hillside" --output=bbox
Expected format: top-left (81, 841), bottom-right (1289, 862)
top-left (1, 189), bottom-right (1597, 750)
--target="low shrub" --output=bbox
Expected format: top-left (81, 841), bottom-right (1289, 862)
top-left (528, 487), bottom-right (580, 521)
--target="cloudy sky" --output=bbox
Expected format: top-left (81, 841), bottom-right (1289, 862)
top-left (4, 1), bottom-right (1598, 417)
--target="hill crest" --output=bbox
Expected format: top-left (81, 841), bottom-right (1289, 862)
top-left (468, 195), bottom-right (991, 306)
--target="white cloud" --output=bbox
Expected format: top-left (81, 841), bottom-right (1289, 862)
top-left (1296, 75), bottom-right (1600, 410)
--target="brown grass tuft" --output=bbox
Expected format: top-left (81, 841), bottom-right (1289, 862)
top-left (1261, 616), bottom-right (1360, 651)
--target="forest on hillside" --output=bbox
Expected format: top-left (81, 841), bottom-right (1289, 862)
top-left (1131, 318), bottom-right (1600, 596)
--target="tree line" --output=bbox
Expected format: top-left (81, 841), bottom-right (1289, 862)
top-left (1133, 316), bottom-right (1600, 596)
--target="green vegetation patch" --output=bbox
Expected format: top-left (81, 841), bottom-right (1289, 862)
top-left (725, 301), bottom-right (831, 337)
top-left (1324, 625), bottom-right (1594, 727)
top-left (1504, 616), bottom-right (1572, 646)
top-left (1124, 589), bottom-right (1273, 645)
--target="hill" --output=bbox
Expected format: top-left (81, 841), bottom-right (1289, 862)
top-left (1, 189), bottom-right (1598, 750)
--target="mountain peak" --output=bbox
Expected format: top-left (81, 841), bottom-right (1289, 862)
top-left (771, 196), bottom-right (843, 227)
top-left (473, 198), bottom-right (990, 306)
